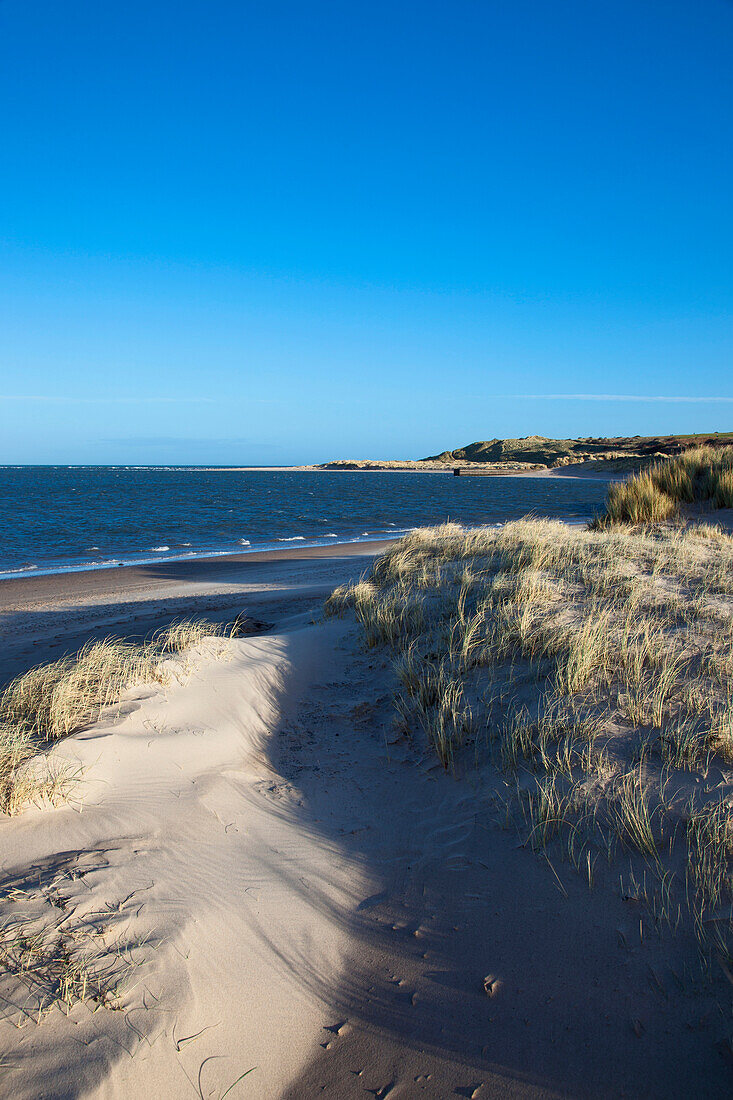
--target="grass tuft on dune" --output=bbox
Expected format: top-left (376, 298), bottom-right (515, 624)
top-left (594, 445), bottom-right (733, 527)
top-left (328, 515), bottom-right (733, 975)
top-left (0, 618), bottom-right (235, 816)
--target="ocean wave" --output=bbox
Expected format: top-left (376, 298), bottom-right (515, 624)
top-left (238, 538), bottom-right (251, 546)
top-left (1, 564), bottom-right (38, 574)
top-left (275, 536), bottom-right (306, 542)
top-left (149, 545), bottom-right (171, 552)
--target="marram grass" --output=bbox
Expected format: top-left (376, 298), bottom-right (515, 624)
top-left (595, 445), bottom-right (733, 527)
top-left (327, 515), bottom-right (733, 973)
top-left (0, 617), bottom-right (237, 816)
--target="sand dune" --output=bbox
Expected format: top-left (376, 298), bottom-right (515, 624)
top-left (1, 546), bottom-right (731, 1097)
top-left (1, 622), bottom-right (368, 1097)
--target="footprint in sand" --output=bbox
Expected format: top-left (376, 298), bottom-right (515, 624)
top-left (357, 890), bottom-right (389, 910)
top-left (483, 975), bottom-right (502, 998)
top-left (323, 1019), bottom-right (348, 1035)
top-left (367, 1083), bottom-right (396, 1099)
top-left (320, 1019), bottom-right (348, 1048)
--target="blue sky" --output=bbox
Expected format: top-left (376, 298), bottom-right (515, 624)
top-left (1, 0), bottom-right (732, 464)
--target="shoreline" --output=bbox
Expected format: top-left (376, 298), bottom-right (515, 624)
top-left (0, 539), bottom-right (396, 688)
top-left (199, 463), bottom-right (619, 480)
top-left (0, 533), bottom-right (406, 585)
top-left (0, 508), bottom-right (606, 586)
top-left (0, 537), bottom-right (396, 608)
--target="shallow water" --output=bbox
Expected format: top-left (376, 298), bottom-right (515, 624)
top-left (0, 466), bottom-right (610, 579)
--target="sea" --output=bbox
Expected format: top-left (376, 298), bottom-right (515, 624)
top-left (0, 466), bottom-right (611, 581)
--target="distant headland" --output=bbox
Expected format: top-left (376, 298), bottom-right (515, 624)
top-left (313, 431), bottom-right (733, 476)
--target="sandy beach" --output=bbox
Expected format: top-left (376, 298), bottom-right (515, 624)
top-left (1, 530), bottom-right (731, 1098)
top-left (3, 0), bottom-right (731, 1091)
top-left (0, 541), bottom-right (394, 688)
top-left (199, 464), bottom-right (623, 480)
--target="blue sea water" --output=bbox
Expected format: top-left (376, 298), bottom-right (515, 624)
top-left (0, 466), bottom-right (611, 580)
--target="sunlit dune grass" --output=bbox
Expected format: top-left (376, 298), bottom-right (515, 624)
top-left (0, 618), bottom-right (236, 815)
top-left (327, 515), bottom-right (733, 974)
top-left (594, 445), bottom-right (733, 526)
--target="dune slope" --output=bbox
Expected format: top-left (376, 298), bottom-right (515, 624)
top-left (0, 609), bottom-right (730, 1097)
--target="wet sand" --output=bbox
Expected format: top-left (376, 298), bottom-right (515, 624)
top-left (0, 539), bottom-right (394, 686)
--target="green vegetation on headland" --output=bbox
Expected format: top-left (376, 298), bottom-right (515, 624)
top-left (426, 431), bottom-right (733, 468)
top-left (318, 431), bottom-right (733, 475)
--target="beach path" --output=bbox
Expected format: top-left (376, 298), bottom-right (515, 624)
top-left (0, 553), bottom-right (729, 1097)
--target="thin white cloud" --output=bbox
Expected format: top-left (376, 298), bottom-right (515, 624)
top-left (506, 394), bottom-right (733, 403)
top-left (0, 394), bottom-right (217, 404)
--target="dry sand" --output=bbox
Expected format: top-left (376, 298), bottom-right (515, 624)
top-left (200, 464), bottom-right (618, 480)
top-left (0, 544), bottom-right (730, 1097)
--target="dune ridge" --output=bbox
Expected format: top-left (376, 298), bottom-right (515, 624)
top-left (0, 623), bottom-right (369, 1098)
top-left (0, 532), bottom-right (731, 1096)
